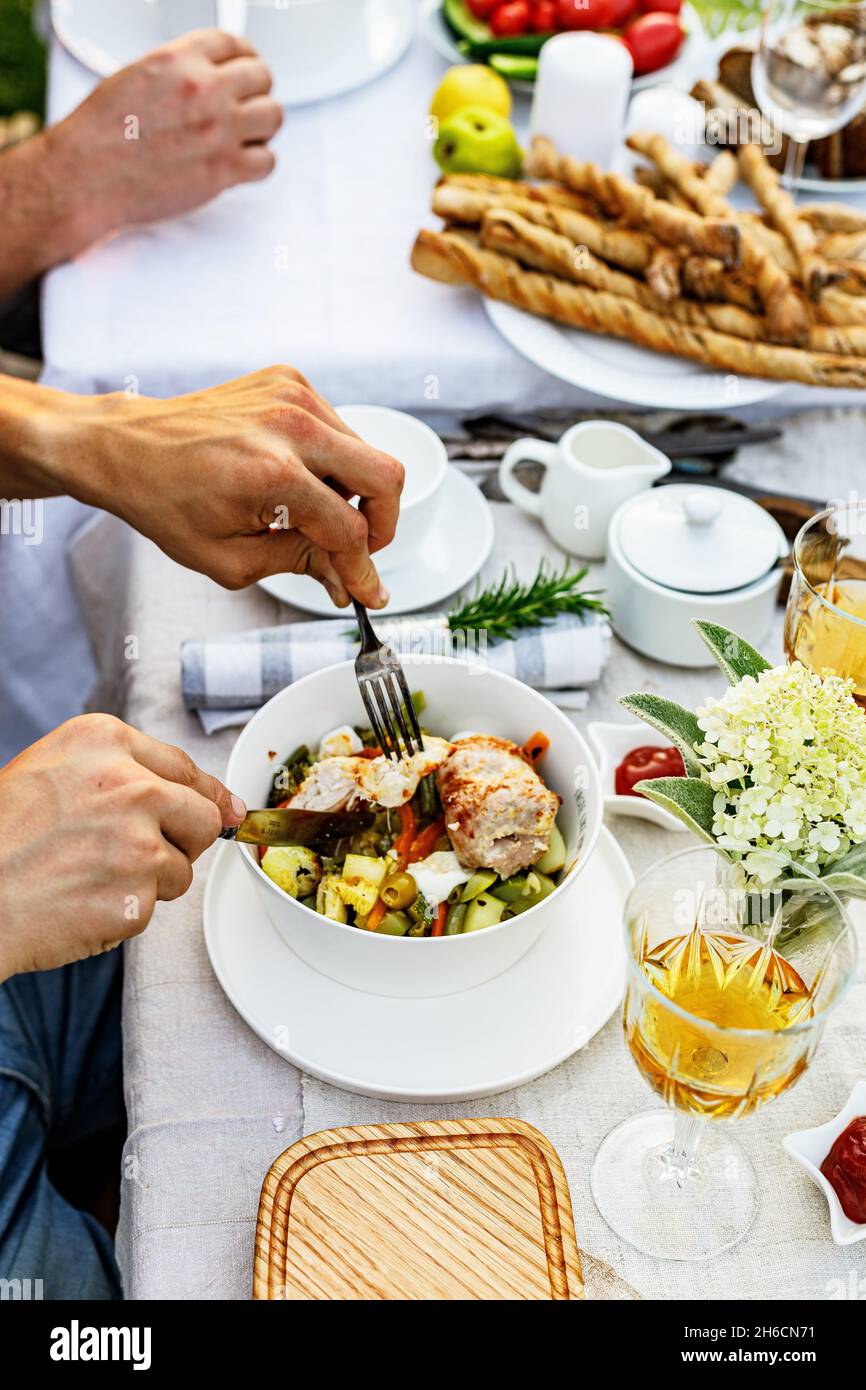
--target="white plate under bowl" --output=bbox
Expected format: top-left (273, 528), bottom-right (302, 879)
top-left (258, 466), bottom-right (494, 616)
top-left (783, 1080), bottom-right (866, 1246)
top-left (51, 0), bottom-right (415, 108)
top-left (485, 300), bottom-right (786, 412)
top-left (587, 720), bottom-right (686, 833)
top-left (203, 826), bottom-right (631, 1102)
top-left (420, 0), bottom-right (699, 95)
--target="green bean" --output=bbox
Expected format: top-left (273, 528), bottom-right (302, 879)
top-left (461, 870), bottom-right (498, 902)
top-left (377, 910), bottom-right (411, 937)
top-left (444, 901), bottom-right (468, 935)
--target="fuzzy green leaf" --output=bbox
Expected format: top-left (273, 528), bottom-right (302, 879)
top-left (618, 693), bottom-right (704, 777)
top-left (693, 622), bottom-right (772, 685)
top-left (819, 870), bottom-right (866, 900)
top-left (822, 841), bottom-right (866, 882)
top-left (635, 776), bottom-right (717, 843)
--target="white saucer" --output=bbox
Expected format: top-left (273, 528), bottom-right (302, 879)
top-left (51, 0), bottom-right (416, 108)
top-left (258, 466), bottom-right (495, 617)
top-left (203, 826), bottom-right (631, 1102)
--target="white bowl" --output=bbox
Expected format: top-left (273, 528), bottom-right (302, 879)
top-left (336, 405), bottom-right (448, 575)
top-left (224, 655), bottom-right (603, 998)
top-left (783, 1081), bottom-right (866, 1246)
top-left (587, 721), bottom-right (685, 833)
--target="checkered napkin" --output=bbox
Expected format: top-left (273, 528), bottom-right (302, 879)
top-left (180, 613), bottom-right (611, 734)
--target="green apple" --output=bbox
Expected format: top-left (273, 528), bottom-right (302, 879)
top-left (433, 106), bottom-right (523, 179)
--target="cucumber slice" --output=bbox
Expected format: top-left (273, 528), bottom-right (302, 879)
top-left (463, 34), bottom-right (552, 58)
top-left (442, 0), bottom-right (491, 45)
top-left (488, 53), bottom-right (539, 81)
top-left (534, 823), bottom-right (566, 875)
top-left (463, 893), bottom-right (507, 933)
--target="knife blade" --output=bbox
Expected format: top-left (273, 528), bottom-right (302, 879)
top-left (219, 806), bottom-right (371, 849)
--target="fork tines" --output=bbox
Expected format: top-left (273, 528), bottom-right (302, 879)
top-left (358, 653), bottom-right (423, 762)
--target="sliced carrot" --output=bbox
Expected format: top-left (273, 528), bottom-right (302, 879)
top-left (431, 902), bottom-right (448, 937)
top-left (355, 747), bottom-right (382, 759)
top-left (392, 803), bottom-right (417, 867)
top-left (366, 898), bottom-right (386, 932)
top-left (408, 815), bottom-right (446, 864)
top-left (523, 730), bottom-right (550, 762)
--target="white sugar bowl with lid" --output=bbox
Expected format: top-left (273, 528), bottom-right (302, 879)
top-left (606, 485), bottom-right (788, 667)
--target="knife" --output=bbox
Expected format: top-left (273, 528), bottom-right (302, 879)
top-left (219, 806), bottom-right (371, 848)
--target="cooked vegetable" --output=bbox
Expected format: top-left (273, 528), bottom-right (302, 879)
top-left (490, 871), bottom-right (536, 903)
top-left (463, 893), bottom-right (507, 933)
top-left (461, 869), bottom-right (498, 901)
top-left (522, 730), bottom-right (550, 762)
top-left (377, 910), bottom-right (412, 937)
top-left (431, 903), bottom-right (449, 937)
top-left (380, 871), bottom-right (419, 911)
top-left (335, 854), bottom-right (388, 916)
top-left (393, 803), bottom-right (417, 866)
top-left (534, 822), bottom-right (566, 875)
top-left (506, 871), bottom-right (557, 915)
top-left (444, 901), bottom-right (468, 935)
top-left (316, 873), bottom-right (348, 923)
top-left (408, 891), bottom-right (434, 936)
top-left (267, 744), bottom-right (312, 805)
top-left (261, 846), bottom-right (322, 899)
top-left (407, 815), bottom-right (446, 864)
top-left (365, 897), bottom-right (387, 931)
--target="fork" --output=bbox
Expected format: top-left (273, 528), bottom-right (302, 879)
top-left (352, 599), bottom-right (424, 762)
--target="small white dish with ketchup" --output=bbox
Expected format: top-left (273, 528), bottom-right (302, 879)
top-left (587, 721), bottom-right (686, 833)
top-left (783, 1081), bottom-right (866, 1246)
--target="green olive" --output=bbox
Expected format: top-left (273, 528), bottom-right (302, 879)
top-left (380, 871), bottom-right (418, 911)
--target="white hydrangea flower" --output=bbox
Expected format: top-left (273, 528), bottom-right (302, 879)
top-left (695, 662), bottom-right (866, 890)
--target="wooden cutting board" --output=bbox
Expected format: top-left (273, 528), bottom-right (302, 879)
top-left (254, 1118), bottom-right (584, 1301)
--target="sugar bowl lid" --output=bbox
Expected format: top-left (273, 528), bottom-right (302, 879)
top-left (616, 485), bottom-right (785, 595)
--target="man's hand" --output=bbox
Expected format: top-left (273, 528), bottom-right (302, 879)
top-left (10, 365), bottom-right (404, 608)
top-left (0, 714), bottom-right (246, 982)
top-left (0, 30), bottom-right (282, 297)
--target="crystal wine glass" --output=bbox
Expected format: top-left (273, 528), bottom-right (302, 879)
top-left (752, 0), bottom-right (866, 187)
top-left (785, 500), bottom-right (866, 704)
top-left (591, 845), bottom-right (858, 1261)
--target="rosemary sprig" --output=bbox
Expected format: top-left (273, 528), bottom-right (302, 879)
top-left (447, 559), bottom-right (610, 642)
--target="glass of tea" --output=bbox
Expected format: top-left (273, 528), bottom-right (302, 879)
top-left (785, 502), bottom-right (866, 704)
top-left (591, 845), bottom-right (857, 1261)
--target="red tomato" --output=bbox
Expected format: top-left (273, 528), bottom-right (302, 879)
top-left (466, 0), bottom-right (499, 17)
top-left (637, 0), bottom-right (681, 11)
top-left (532, 0), bottom-right (558, 29)
top-left (491, 0), bottom-right (532, 34)
top-left (607, 0), bottom-right (639, 24)
top-left (555, 0), bottom-right (613, 29)
top-left (614, 745), bottom-right (686, 797)
top-left (623, 12), bottom-right (684, 73)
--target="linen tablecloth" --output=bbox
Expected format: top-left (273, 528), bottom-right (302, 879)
top-left (42, 18), bottom-right (866, 414)
top-left (66, 451), bottom-right (866, 1301)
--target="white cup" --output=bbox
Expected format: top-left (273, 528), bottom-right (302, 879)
top-left (157, 0), bottom-right (217, 41)
top-left (498, 420), bottom-right (670, 561)
top-left (336, 405), bottom-right (448, 575)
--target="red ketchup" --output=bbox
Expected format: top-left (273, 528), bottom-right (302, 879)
top-left (821, 1117), bottom-right (866, 1224)
top-left (615, 744), bottom-right (686, 797)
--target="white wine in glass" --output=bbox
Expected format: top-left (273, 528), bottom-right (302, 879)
top-left (752, 0), bottom-right (866, 185)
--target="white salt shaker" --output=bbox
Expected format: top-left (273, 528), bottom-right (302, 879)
top-left (529, 32), bottom-right (633, 168)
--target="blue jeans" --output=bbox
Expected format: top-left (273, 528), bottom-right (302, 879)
top-left (0, 952), bottom-right (124, 1300)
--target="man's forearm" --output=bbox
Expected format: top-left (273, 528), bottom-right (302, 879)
top-left (0, 127), bottom-right (108, 299)
top-left (0, 374), bottom-right (97, 499)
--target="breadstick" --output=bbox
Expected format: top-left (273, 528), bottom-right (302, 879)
top-left (821, 229), bottom-right (866, 262)
top-left (646, 244), bottom-right (682, 301)
top-left (432, 182), bottom-right (656, 272)
top-left (689, 78), bottom-right (781, 152)
top-left (800, 203), bottom-right (866, 234)
top-left (817, 288), bottom-right (866, 326)
top-left (438, 173), bottom-right (597, 214)
top-left (703, 151), bottom-right (739, 197)
top-left (627, 130), bottom-right (809, 343)
top-left (634, 165), bottom-right (694, 209)
top-left (738, 143), bottom-right (843, 298)
top-left (527, 136), bottom-right (741, 266)
top-left (410, 230), bottom-right (866, 387)
top-left (681, 256), bottom-right (762, 313)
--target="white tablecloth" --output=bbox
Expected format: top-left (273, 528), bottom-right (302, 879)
top-left (42, 14), bottom-right (866, 414)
